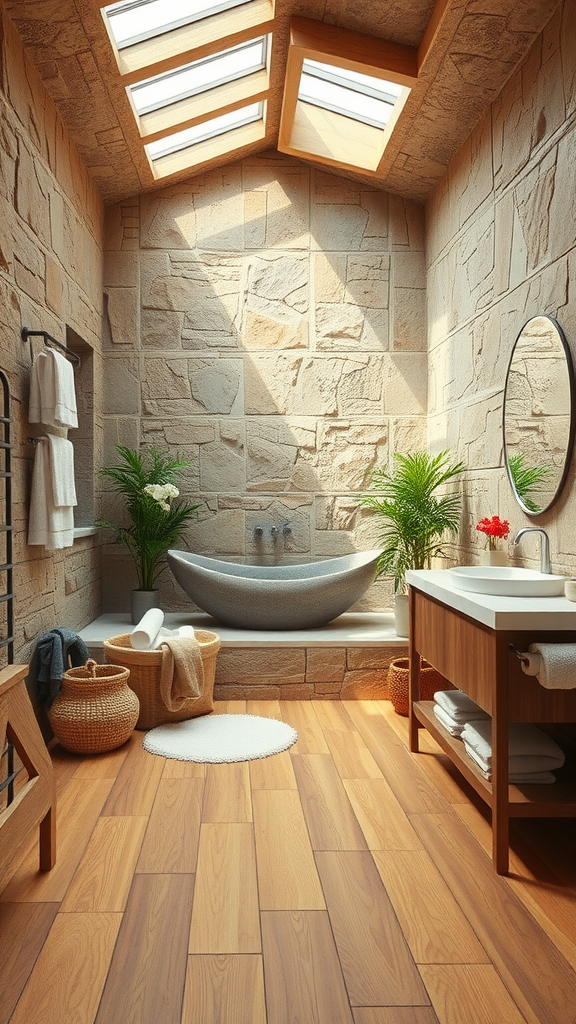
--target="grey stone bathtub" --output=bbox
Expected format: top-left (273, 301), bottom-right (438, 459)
top-left (167, 549), bottom-right (381, 630)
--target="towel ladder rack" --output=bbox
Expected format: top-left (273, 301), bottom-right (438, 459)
top-left (0, 369), bottom-right (15, 809)
top-left (21, 326), bottom-right (81, 367)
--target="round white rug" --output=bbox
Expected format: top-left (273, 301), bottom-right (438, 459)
top-left (143, 713), bottom-right (298, 763)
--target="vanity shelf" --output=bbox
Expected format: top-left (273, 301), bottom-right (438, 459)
top-left (414, 700), bottom-right (576, 815)
top-left (407, 570), bottom-right (576, 873)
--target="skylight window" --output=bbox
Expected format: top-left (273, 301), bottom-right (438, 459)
top-left (298, 59), bottom-right (403, 130)
top-left (145, 101), bottom-right (263, 160)
top-left (104, 0), bottom-right (250, 50)
top-left (130, 36), bottom-right (268, 115)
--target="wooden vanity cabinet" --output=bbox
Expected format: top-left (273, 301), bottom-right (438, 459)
top-left (408, 585), bottom-right (576, 874)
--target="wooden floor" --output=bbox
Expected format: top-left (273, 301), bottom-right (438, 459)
top-left (2, 699), bottom-right (576, 1024)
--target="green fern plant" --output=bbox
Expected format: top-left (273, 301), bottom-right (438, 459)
top-left (359, 450), bottom-right (465, 593)
top-left (97, 446), bottom-right (202, 590)
top-left (507, 451), bottom-right (551, 513)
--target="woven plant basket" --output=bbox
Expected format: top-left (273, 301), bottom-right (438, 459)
top-left (388, 657), bottom-right (453, 716)
top-left (48, 659), bottom-right (139, 754)
top-left (103, 631), bottom-right (221, 730)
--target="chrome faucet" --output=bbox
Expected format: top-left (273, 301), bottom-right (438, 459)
top-left (513, 527), bottom-right (551, 574)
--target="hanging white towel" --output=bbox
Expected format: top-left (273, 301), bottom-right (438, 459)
top-left (460, 720), bottom-right (565, 775)
top-left (46, 435), bottom-right (77, 507)
top-left (520, 643), bottom-right (576, 689)
top-left (28, 439), bottom-right (75, 550)
top-left (29, 349), bottom-right (78, 429)
top-left (433, 689), bottom-right (490, 724)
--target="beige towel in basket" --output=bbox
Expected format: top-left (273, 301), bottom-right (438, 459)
top-left (159, 636), bottom-right (205, 712)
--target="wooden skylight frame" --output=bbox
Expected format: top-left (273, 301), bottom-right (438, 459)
top-left (278, 17), bottom-right (418, 176)
top-left (102, 0), bottom-right (275, 83)
top-left (100, 0), bottom-right (275, 181)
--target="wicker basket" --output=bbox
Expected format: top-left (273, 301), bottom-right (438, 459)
top-left (103, 631), bottom-right (220, 730)
top-left (48, 659), bottom-right (140, 753)
top-left (388, 657), bottom-right (452, 716)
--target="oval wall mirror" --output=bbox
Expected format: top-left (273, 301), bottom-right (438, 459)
top-left (503, 314), bottom-right (575, 516)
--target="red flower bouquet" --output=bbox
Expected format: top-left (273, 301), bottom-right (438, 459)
top-left (476, 515), bottom-right (510, 550)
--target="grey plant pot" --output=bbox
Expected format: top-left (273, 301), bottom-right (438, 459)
top-left (130, 589), bottom-right (160, 625)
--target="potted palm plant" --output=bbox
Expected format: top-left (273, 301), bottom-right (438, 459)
top-left (359, 450), bottom-right (465, 636)
top-left (98, 446), bottom-right (202, 623)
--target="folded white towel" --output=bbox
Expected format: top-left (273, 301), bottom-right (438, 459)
top-left (131, 609), bottom-right (165, 650)
top-left (462, 743), bottom-right (556, 784)
top-left (521, 643), bottom-right (576, 689)
top-left (433, 704), bottom-right (465, 737)
top-left (28, 439), bottom-right (74, 550)
top-left (463, 743), bottom-right (557, 783)
top-left (46, 435), bottom-right (77, 507)
top-left (29, 349), bottom-right (78, 429)
top-left (461, 720), bottom-right (565, 773)
top-left (434, 689), bottom-right (490, 723)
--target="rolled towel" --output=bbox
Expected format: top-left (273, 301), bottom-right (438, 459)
top-left (521, 644), bottom-right (576, 689)
top-left (433, 704), bottom-right (465, 737)
top-left (461, 720), bottom-right (565, 774)
top-left (150, 624), bottom-right (196, 650)
top-left (131, 608), bottom-right (165, 650)
top-left (434, 689), bottom-right (490, 724)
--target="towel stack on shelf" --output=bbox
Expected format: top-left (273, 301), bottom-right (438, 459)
top-left (433, 689), bottom-right (489, 736)
top-left (433, 689), bottom-right (565, 784)
top-left (28, 348), bottom-right (78, 551)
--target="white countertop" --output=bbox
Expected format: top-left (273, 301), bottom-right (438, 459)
top-left (79, 611), bottom-right (405, 649)
top-left (406, 569), bottom-right (576, 631)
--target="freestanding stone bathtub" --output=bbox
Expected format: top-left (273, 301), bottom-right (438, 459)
top-left (167, 549), bottom-right (381, 630)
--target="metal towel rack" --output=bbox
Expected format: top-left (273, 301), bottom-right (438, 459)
top-left (0, 368), bottom-right (15, 808)
top-left (21, 326), bottom-right (81, 367)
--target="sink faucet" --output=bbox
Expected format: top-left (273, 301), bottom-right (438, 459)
top-left (513, 527), bottom-right (551, 574)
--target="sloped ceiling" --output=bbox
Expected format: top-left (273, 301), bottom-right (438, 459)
top-left (3, 0), bottom-right (562, 205)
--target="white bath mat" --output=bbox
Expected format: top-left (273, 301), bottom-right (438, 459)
top-left (143, 713), bottom-right (298, 763)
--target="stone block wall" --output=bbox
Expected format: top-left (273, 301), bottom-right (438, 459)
top-left (102, 155), bottom-right (427, 613)
top-left (213, 644), bottom-right (408, 701)
top-left (426, 0), bottom-right (576, 573)
top-left (0, 12), bottom-right (104, 661)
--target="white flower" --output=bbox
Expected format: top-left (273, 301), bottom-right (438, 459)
top-left (143, 483), bottom-right (178, 510)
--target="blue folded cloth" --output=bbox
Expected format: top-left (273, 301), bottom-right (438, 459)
top-left (29, 628), bottom-right (90, 709)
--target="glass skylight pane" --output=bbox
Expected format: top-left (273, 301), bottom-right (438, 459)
top-left (304, 59), bottom-right (403, 103)
top-left (105, 0), bottom-right (248, 50)
top-left (299, 73), bottom-right (394, 130)
top-left (130, 37), bottom-right (267, 115)
top-left (145, 102), bottom-right (262, 160)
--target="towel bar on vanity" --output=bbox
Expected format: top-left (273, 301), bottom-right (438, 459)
top-left (509, 643), bottom-right (530, 667)
top-left (21, 327), bottom-right (81, 368)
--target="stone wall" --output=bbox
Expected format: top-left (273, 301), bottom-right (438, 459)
top-left (102, 154), bottom-right (427, 612)
top-left (213, 644), bottom-right (407, 701)
top-left (0, 11), bottom-right (104, 662)
top-left (426, 0), bottom-right (576, 572)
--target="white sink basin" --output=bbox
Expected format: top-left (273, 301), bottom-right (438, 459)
top-left (449, 566), bottom-right (566, 597)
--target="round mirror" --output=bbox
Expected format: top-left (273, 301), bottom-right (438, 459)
top-left (503, 315), bottom-right (575, 515)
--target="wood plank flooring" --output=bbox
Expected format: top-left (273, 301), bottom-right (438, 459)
top-left (3, 700), bottom-right (576, 1024)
